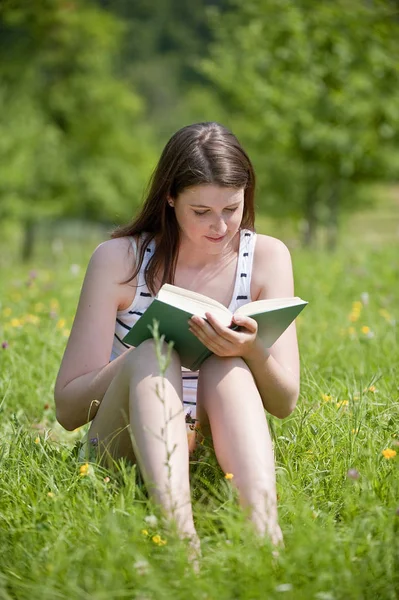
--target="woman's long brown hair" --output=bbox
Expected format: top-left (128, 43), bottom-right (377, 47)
top-left (110, 122), bottom-right (256, 295)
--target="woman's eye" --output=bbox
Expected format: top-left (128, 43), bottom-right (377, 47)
top-left (193, 207), bottom-right (238, 216)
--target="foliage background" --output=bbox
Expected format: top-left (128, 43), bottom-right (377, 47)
top-left (1, 0), bottom-right (398, 254)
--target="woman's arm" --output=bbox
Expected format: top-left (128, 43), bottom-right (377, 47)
top-left (55, 348), bottom-right (134, 431)
top-left (54, 238), bottom-right (135, 430)
top-left (241, 236), bottom-right (300, 418)
top-left (189, 236), bottom-right (300, 419)
top-left (241, 339), bottom-right (299, 419)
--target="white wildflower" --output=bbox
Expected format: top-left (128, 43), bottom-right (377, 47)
top-left (133, 559), bottom-right (149, 576)
top-left (275, 583), bottom-right (293, 592)
top-left (360, 292), bottom-right (369, 306)
top-left (144, 514), bottom-right (158, 527)
top-left (70, 264), bottom-right (81, 276)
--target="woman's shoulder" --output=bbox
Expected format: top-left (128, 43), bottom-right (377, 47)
top-left (90, 236), bottom-right (140, 310)
top-left (251, 233), bottom-right (294, 296)
top-left (90, 236), bottom-right (139, 286)
top-left (93, 236), bottom-right (136, 267)
top-left (253, 232), bottom-right (292, 259)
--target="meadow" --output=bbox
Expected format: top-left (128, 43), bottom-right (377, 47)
top-left (0, 208), bottom-right (398, 600)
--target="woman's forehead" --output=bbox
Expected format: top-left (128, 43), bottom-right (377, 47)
top-left (179, 184), bottom-right (244, 205)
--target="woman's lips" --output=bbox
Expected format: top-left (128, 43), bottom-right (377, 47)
top-left (205, 235), bottom-right (226, 242)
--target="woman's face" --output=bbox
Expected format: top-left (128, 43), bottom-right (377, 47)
top-left (170, 184), bottom-right (244, 252)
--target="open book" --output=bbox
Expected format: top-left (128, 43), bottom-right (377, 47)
top-left (122, 284), bottom-right (307, 371)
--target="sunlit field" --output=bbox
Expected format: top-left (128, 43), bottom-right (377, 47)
top-left (0, 212), bottom-right (398, 600)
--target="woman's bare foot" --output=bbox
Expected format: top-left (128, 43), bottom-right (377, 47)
top-left (181, 531), bottom-right (201, 574)
top-left (268, 522), bottom-right (284, 548)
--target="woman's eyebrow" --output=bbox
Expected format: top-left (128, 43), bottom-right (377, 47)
top-left (189, 201), bottom-right (241, 208)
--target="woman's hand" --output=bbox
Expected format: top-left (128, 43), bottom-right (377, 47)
top-left (188, 312), bottom-right (258, 360)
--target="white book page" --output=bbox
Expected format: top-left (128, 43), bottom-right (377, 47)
top-left (236, 296), bottom-right (306, 316)
top-left (158, 284), bottom-right (232, 325)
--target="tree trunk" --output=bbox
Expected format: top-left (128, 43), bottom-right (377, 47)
top-left (326, 181), bottom-right (340, 252)
top-left (302, 184), bottom-right (318, 247)
top-left (21, 217), bottom-right (36, 262)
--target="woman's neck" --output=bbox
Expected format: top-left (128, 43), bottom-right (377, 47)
top-left (176, 231), bottom-right (240, 271)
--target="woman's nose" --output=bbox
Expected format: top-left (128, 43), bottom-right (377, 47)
top-left (211, 216), bottom-right (228, 235)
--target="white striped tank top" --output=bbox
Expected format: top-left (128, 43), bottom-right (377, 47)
top-left (110, 228), bottom-right (257, 425)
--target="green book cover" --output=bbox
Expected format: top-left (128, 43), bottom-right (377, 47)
top-left (122, 286), bottom-right (307, 371)
top-left (123, 299), bottom-right (212, 371)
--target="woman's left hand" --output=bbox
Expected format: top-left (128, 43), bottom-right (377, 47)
top-left (188, 312), bottom-right (258, 360)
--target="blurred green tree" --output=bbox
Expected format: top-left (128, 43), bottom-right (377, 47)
top-left (96, 0), bottom-right (229, 137)
top-left (202, 0), bottom-right (399, 247)
top-left (0, 0), bottom-right (156, 259)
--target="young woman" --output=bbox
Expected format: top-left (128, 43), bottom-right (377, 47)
top-left (54, 122), bottom-right (300, 556)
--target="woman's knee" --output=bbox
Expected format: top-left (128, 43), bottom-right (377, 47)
top-left (120, 339), bottom-right (181, 381)
top-left (197, 354), bottom-right (258, 418)
top-left (199, 354), bottom-right (251, 383)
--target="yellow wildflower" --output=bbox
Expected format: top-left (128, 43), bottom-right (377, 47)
top-left (50, 298), bottom-right (60, 310)
top-left (336, 400), bottom-right (349, 408)
top-left (141, 529), bottom-right (149, 536)
top-left (56, 318), bottom-right (66, 329)
top-left (322, 394), bottom-right (332, 402)
top-left (79, 463), bottom-right (89, 476)
top-left (25, 314), bottom-right (40, 325)
top-left (352, 428), bottom-right (359, 434)
top-left (225, 473), bottom-right (234, 480)
top-left (379, 309), bottom-right (391, 321)
top-left (34, 437), bottom-right (40, 444)
top-left (353, 395), bottom-right (360, 401)
top-left (2, 308), bottom-right (12, 317)
top-left (382, 448), bottom-right (397, 459)
top-left (10, 318), bottom-right (23, 328)
top-left (363, 385), bottom-right (376, 393)
top-left (151, 534), bottom-right (167, 546)
top-left (361, 326), bottom-right (370, 334)
top-left (349, 302), bottom-right (362, 322)
top-left (47, 492), bottom-right (55, 498)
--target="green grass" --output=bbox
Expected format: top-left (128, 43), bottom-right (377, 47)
top-left (0, 227), bottom-right (398, 600)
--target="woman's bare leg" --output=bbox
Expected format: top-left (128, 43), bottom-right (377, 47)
top-left (87, 339), bottom-right (198, 541)
top-left (196, 354), bottom-right (283, 545)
